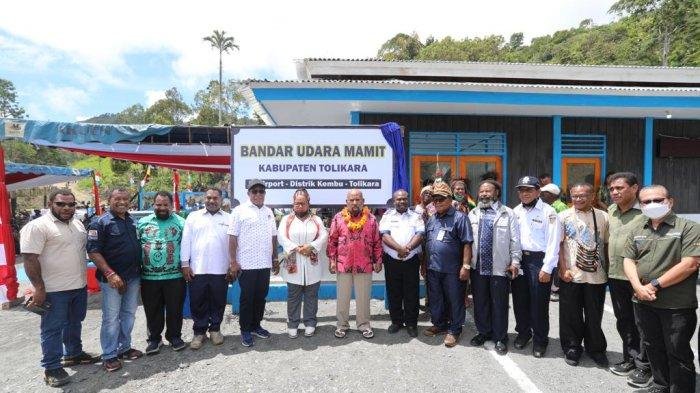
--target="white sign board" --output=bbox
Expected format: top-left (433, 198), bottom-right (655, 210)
top-left (231, 127), bottom-right (394, 206)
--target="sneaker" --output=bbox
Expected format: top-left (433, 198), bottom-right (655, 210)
top-left (241, 331), bottom-right (255, 347)
top-left (210, 331), bottom-right (224, 346)
top-left (589, 352), bottom-right (609, 368)
top-left (103, 358), bottom-right (122, 372)
top-left (190, 334), bottom-right (205, 350)
top-left (304, 326), bottom-right (316, 337)
top-left (117, 348), bottom-right (143, 360)
top-left (423, 326), bottom-right (447, 337)
top-left (288, 328), bottom-right (299, 339)
top-left (170, 338), bottom-right (186, 351)
top-left (44, 368), bottom-right (71, 387)
top-left (627, 368), bottom-right (653, 388)
top-left (550, 292), bottom-right (560, 302)
top-left (252, 327), bottom-right (271, 339)
top-left (387, 323), bottom-right (403, 334)
top-left (609, 360), bottom-right (635, 376)
top-left (62, 352), bottom-right (101, 367)
top-left (145, 341), bottom-right (162, 355)
top-left (444, 333), bottom-right (459, 348)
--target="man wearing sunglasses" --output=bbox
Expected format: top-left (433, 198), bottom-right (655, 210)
top-left (228, 179), bottom-right (279, 347)
top-left (623, 185), bottom-right (700, 393)
top-left (20, 189), bottom-right (100, 387)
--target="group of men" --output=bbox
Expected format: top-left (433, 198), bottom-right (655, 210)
top-left (19, 173), bottom-right (699, 393)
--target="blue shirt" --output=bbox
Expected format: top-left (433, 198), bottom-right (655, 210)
top-left (87, 210), bottom-right (142, 282)
top-left (425, 207), bottom-right (473, 273)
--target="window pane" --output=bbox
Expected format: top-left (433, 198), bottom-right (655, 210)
top-left (566, 163), bottom-right (596, 187)
top-left (419, 161), bottom-right (454, 185)
top-left (464, 162), bottom-right (496, 197)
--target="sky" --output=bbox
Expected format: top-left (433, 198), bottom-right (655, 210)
top-left (0, 0), bottom-right (618, 122)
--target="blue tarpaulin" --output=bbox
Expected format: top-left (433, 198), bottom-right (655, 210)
top-left (1, 119), bottom-right (174, 144)
top-left (5, 162), bottom-right (92, 191)
top-left (380, 122), bottom-right (408, 192)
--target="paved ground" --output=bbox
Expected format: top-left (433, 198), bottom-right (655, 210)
top-left (2, 281), bottom-right (699, 393)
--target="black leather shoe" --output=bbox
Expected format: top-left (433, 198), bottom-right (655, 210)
top-left (387, 323), bottom-right (403, 334)
top-left (565, 349), bottom-right (581, 366)
top-left (470, 334), bottom-right (490, 346)
top-left (532, 344), bottom-right (547, 358)
top-left (44, 368), bottom-right (70, 387)
top-left (406, 326), bottom-right (418, 338)
top-left (494, 341), bottom-right (508, 355)
top-left (513, 335), bottom-right (531, 350)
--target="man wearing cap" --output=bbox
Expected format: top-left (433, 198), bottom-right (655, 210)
top-left (422, 181), bottom-right (473, 347)
top-left (228, 179), bottom-right (279, 347)
top-left (414, 185), bottom-right (435, 220)
top-left (511, 176), bottom-right (560, 358)
top-left (468, 180), bottom-right (521, 355)
top-left (540, 183), bottom-right (568, 213)
top-left (606, 172), bottom-right (652, 387)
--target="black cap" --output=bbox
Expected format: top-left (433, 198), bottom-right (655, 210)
top-left (246, 179), bottom-right (266, 190)
top-left (516, 176), bottom-right (540, 189)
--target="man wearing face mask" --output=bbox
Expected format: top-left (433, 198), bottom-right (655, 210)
top-left (605, 173), bottom-right (651, 387)
top-left (180, 187), bottom-right (231, 349)
top-left (623, 185), bottom-right (700, 393)
top-left (511, 176), bottom-right (560, 358)
top-left (468, 180), bottom-right (521, 355)
top-left (137, 191), bottom-right (186, 355)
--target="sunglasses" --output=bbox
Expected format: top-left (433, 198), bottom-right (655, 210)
top-left (54, 202), bottom-right (77, 208)
top-left (640, 198), bottom-right (665, 205)
top-left (250, 188), bottom-right (266, 195)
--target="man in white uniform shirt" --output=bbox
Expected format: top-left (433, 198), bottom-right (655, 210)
top-left (180, 188), bottom-right (231, 349)
top-left (511, 176), bottom-right (560, 358)
top-left (379, 189), bottom-right (425, 338)
top-left (228, 179), bottom-right (279, 347)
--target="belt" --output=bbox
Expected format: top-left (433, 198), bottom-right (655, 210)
top-left (522, 250), bottom-right (545, 257)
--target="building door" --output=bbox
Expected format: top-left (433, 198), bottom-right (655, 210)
top-left (561, 157), bottom-right (601, 196)
top-left (411, 155), bottom-right (502, 203)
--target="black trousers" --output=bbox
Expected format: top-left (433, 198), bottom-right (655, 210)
top-left (141, 278), bottom-right (185, 343)
top-left (511, 251), bottom-right (552, 346)
top-left (427, 269), bottom-right (466, 335)
top-left (189, 274), bottom-right (228, 335)
top-left (608, 278), bottom-right (650, 369)
top-left (384, 253), bottom-right (420, 327)
top-left (471, 270), bottom-right (510, 342)
top-left (635, 303), bottom-right (697, 393)
top-left (558, 281), bottom-right (606, 355)
top-left (238, 268), bottom-right (270, 332)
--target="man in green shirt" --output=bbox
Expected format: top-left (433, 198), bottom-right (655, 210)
top-left (540, 183), bottom-right (568, 213)
top-left (623, 185), bottom-right (700, 393)
top-left (138, 191), bottom-right (187, 355)
top-left (605, 172), bottom-right (651, 388)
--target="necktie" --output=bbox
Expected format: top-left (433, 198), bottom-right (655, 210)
top-left (479, 207), bottom-right (496, 276)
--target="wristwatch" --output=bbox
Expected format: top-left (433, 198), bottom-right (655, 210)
top-left (650, 278), bottom-right (662, 290)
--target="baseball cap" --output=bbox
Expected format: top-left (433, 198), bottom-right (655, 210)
top-left (246, 179), bottom-right (266, 190)
top-left (516, 176), bottom-right (540, 189)
top-left (540, 183), bottom-right (561, 195)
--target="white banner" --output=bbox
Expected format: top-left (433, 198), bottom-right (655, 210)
top-left (231, 127), bottom-right (394, 206)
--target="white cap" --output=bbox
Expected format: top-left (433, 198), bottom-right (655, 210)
top-left (540, 183), bottom-right (561, 195)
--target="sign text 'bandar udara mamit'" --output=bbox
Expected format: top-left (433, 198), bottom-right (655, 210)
top-left (231, 127), bottom-right (394, 206)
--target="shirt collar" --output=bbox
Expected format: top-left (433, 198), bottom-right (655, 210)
top-left (644, 212), bottom-right (676, 228)
top-left (437, 206), bottom-right (456, 218)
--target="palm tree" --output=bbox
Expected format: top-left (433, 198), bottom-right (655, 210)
top-left (203, 30), bottom-right (239, 125)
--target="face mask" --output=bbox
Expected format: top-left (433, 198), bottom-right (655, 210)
top-left (454, 194), bottom-right (464, 202)
top-left (641, 202), bottom-right (670, 220)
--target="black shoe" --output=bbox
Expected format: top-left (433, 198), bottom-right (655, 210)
top-left (645, 386), bottom-right (667, 393)
top-left (532, 344), bottom-right (547, 358)
top-left (494, 341), bottom-right (508, 355)
top-left (406, 326), bottom-right (418, 338)
top-left (145, 341), bottom-right (162, 355)
top-left (589, 352), bottom-right (609, 368)
top-left (513, 335), bottom-right (531, 350)
top-left (565, 349), bottom-right (581, 366)
top-left (387, 323), bottom-right (403, 334)
top-left (627, 368), bottom-right (653, 388)
top-left (170, 338), bottom-right (186, 352)
top-left (470, 334), bottom-right (490, 347)
top-left (44, 368), bottom-right (70, 387)
top-left (609, 360), bottom-right (635, 376)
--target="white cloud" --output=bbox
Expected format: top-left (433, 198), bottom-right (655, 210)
top-left (145, 90), bottom-right (166, 107)
top-left (75, 115), bottom-right (90, 122)
top-left (41, 86), bottom-right (89, 117)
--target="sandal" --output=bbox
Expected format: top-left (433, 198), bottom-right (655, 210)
top-left (118, 348), bottom-right (144, 360)
top-left (334, 329), bottom-right (347, 339)
top-left (361, 329), bottom-right (374, 339)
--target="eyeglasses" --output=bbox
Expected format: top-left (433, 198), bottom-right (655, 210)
top-left (570, 195), bottom-right (590, 200)
top-left (250, 188), bottom-right (266, 195)
top-left (640, 198), bottom-right (665, 205)
top-left (54, 202), bottom-right (77, 208)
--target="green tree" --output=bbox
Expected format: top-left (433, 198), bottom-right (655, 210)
top-left (377, 32), bottom-right (424, 60)
top-left (192, 80), bottom-right (256, 126)
top-left (144, 87), bottom-right (191, 125)
top-left (0, 79), bottom-right (26, 119)
top-left (203, 30), bottom-right (239, 125)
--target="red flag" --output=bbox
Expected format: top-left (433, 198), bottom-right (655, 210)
top-left (92, 171), bottom-right (102, 216)
top-left (173, 169), bottom-right (180, 212)
top-left (0, 146), bottom-right (19, 301)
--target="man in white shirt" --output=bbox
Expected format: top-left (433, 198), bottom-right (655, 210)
top-left (181, 187), bottom-right (231, 349)
top-left (228, 179), bottom-right (278, 347)
top-left (511, 176), bottom-right (560, 358)
top-left (379, 189), bottom-right (425, 338)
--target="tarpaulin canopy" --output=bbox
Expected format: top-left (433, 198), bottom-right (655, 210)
top-left (5, 162), bottom-right (92, 191)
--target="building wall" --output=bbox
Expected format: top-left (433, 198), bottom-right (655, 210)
top-left (653, 119), bottom-right (700, 213)
top-left (359, 113), bottom-right (552, 206)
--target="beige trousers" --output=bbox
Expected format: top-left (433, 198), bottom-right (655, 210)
top-left (336, 272), bottom-right (372, 331)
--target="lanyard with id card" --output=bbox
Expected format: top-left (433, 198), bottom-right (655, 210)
top-left (436, 227), bottom-right (449, 242)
